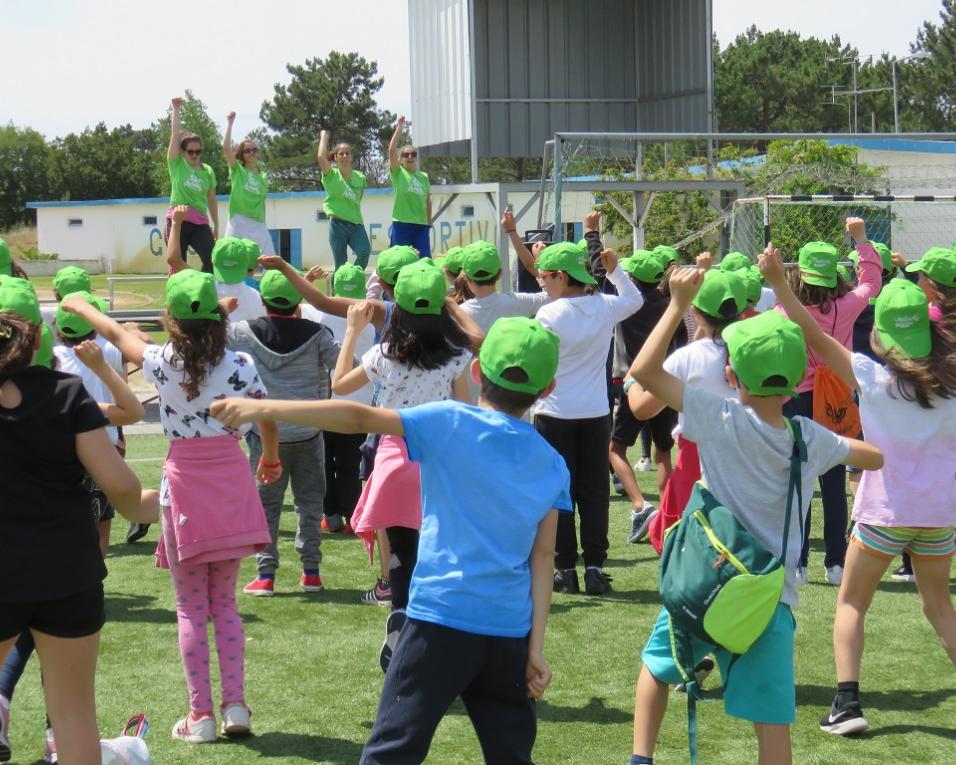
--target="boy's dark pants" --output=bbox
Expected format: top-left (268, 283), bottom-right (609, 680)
top-left (783, 391), bottom-right (848, 568)
top-left (534, 414), bottom-right (611, 569)
top-left (323, 430), bottom-right (366, 521)
top-left (360, 619), bottom-right (536, 765)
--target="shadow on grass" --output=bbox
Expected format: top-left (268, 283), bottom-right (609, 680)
top-left (441, 696), bottom-right (631, 724)
top-left (237, 731), bottom-right (365, 762)
top-left (107, 540), bottom-right (162, 559)
top-left (858, 723), bottom-right (956, 742)
top-left (797, 684), bottom-right (956, 713)
top-left (550, 587), bottom-right (660, 613)
top-left (104, 593), bottom-right (262, 624)
top-left (265, 587), bottom-right (372, 606)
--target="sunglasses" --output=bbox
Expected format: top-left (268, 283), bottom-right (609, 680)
top-left (336, 150), bottom-right (351, 157)
top-left (243, 147), bottom-right (258, 154)
top-left (401, 151), bottom-right (418, 158)
top-left (186, 149), bottom-right (203, 156)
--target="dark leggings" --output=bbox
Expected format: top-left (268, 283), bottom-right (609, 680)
top-left (385, 526), bottom-right (419, 612)
top-left (323, 431), bottom-right (366, 521)
top-left (164, 217), bottom-right (215, 273)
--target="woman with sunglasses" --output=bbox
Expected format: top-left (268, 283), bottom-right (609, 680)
top-left (165, 96), bottom-right (218, 273)
top-left (222, 112), bottom-right (275, 257)
top-left (387, 115), bottom-right (432, 259)
top-left (317, 130), bottom-right (370, 269)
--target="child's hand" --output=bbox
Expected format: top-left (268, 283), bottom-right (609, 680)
top-left (526, 651), bottom-right (552, 699)
top-left (305, 265), bottom-right (330, 284)
top-left (531, 241), bottom-right (547, 259)
top-left (61, 293), bottom-right (92, 316)
top-left (227, 111), bottom-right (236, 123)
top-left (219, 297), bottom-right (239, 315)
top-left (73, 339), bottom-right (107, 371)
top-left (258, 255), bottom-right (288, 271)
top-left (210, 397), bottom-right (260, 428)
top-left (171, 96), bottom-right (183, 110)
top-left (668, 267), bottom-right (704, 309)
top-left (256, 459), bottom-right (282, 485)
top-left (695, 251), bottom-right (713, 271)
top-left (583, 210), bottom-right (601, 234)
top-left (891, 251), bottom-right (906, 269)
top-left (171, 205), bottom-right (188, 225)
top-left (600, 248), bottom-right (618, 274)
top-left (121, 322), bottom-right (155, 345)
top-left (846, 217), bottom-right (867, 242)
top-left (759, 244), bottom-right (786, 287)
top-left (346, 301), bottom-right (374, 332)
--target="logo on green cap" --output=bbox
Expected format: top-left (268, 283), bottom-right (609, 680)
top-left (333, 264), bottom-right (367, 299)
top-left (798, 242), bottom-right (840, 288)
top-left (212, 238), bottom-right (251, 285)
top-left (904, 246), bottom-right (956, 288)
top-left (874, 278), bottom-right (931, 359)
top-left (479, 317), bottom-right (559, 394)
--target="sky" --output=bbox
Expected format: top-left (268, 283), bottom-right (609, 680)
top-left (1, 0), bottom-right (946, 140)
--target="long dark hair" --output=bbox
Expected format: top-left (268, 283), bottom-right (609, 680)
top-left (163, 309), bottom-right (228, 400)
top-left (788, 268), bottom-right (851, 314)
top-left (872, 313), bottom-right (956, 409)
top-left (931, 281), bottom-right (956, 317)
top-left (381, 305), bottom-right (469, 371)
top-left (0, 312), bottom-right (37, 377)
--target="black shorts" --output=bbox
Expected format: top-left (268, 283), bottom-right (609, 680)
top-left (611, 392), bottom-right (676, 452)
top-left (82, 473), bottom-right (116, 523)
top-left (0, 582), bottom-right (105, 641)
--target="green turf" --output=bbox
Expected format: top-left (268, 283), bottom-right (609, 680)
top-left (29, 273), bottom-right (169, 310)
top-left (4, 438), bottom-right (954, 764)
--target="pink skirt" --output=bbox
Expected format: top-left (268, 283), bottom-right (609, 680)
top-left (350, 435), bottom-right (422, 562)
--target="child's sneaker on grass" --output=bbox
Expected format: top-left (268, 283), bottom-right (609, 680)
top-left (321, 514), bottom-right (344, 533)
top-left (42, 727), bottom-right (56, 763)
top-left (584, 567), bottom-right (613, 595)
top-left (675, 657), bottom-right (715, 694)
top-left (635, 456), bottom-right (653, 472)
top-left (243, 576), bottom-right (275, 597)
top-left (796, 566), bottom-right (809, 586)
top-left (627, 505), bottom-right (658, 544)
top-left (0, 694), bottom-right (10, 763)
top-left (824, 564), bottom-right (844, 586)
top-left (819, 699), bottom-right (869, 736)
top-left (125, 522), bottom-right (150, 543)
top-left (891, 564), bottom-right (916, 583)
top-left (361, 578), bottom-right (392, 606)
top-left (220, 703), bottom-right (252, 738)
top-left (380, 609), bottom-right (407, 673)
top-left (301, 573), bottom-right (324, 592)
top-left (553, 568), bottom-right (579, 594)
top-left (612, 474), bottom-right (625, 495)
top-left (171, 714), bottom-right (216, 743)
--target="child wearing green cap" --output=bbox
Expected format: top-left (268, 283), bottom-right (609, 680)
top-left (781, 217), bottom-right (883, 587)
top-left (906, 245), bottom-right (956, 322)
top-left (0, 239), bottom-right (27, 280)
top-left (209, 315), bottom-right (571, 764)
top-left (212, 235), bottom-right (266, 323)
top-left (628, 266), bottom-right (882, 765)
top-left (760, 245), bottom-right (956, 738)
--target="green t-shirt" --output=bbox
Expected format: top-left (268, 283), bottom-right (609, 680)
top-left (390, 166), bottom-right (430, 225)
top-left (229, 163), bottom-right (268, 223)
top-left (322, 168), bottom-right (366, 225)
top-left (168, 154), bottom-right (217, 215)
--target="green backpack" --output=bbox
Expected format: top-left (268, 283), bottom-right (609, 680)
top-left (658, 418), bottom-right (807, 764)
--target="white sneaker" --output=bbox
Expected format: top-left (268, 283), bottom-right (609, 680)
top-left (171, 714), bottom-right (216, 744)
top-left (795, 566), bottom-right (809, 586)
top-left (825, 565), bottom-right (844, 586)
top-left (220, 703), bottom-right (252, 737)
top-left (42, 728), bottom-right (57, 763)
top-left (634, 457), bottom-right (653, 473)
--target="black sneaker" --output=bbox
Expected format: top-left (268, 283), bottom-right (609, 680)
top-left (126, 522), bottom-right (150, 543)
top-left (584, 567), bottom-right (613, 595)
top-left (890, 565), bottom-right (916, 583)
top-left (553, 568), bottom-right (580, 594)
top-left (380, 608), bottom-right (407, 673)
top-left (627, 506), bottom-right (658, 544)
top-left (819, 699), bottom-right (869, 736)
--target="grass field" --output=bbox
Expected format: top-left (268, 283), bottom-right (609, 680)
top-left (3, 436), bottom-right (954, 764)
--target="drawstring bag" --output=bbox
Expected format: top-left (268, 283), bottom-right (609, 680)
top-left (100, 714), bottom-right (152, 765)
top-left (810, 304), bottom-right (861, 436)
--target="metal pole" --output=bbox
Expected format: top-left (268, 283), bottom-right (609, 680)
top-left (498, 185), bottom-right (512, 293)
top-left (853, 60), bottom-right (859, 133)
top-left (762, 197), bottom-right (771, 247)
top-left (467, 0), bottom-right (479, 183)
top-left (552, 135), bottom-right (563, 241)
top-left (892, 61), bottom-right (900, 133)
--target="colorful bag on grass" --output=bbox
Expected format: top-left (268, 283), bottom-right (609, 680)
top-left (100, 714), bottom-right (152, 764)
top-left (812, 365), bottom-right (861, 437)
top-left (658, 419), bottom-right (806, 765)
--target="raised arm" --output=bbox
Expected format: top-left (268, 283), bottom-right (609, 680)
top-left (332, 303), bottom-right (374, 395)
top-left (317, 129), bottom-right (331, 175)
top-left (74, 341), bottom-right (145, 426)
top-left (223, 112), bottom-right (237, 167)
top-left (501, 208), bottom-right (538, 278)
top-left (211, 397), bottom-right (405, 437)
top-left (388, 115), bottom-right (405, 173)
top-left (166, 205), bottom-right (189, 273)
top-left (760, 245), bottom-right (858, 391)
top-left (847, 218), bottom-right (882, 303)
top-left (167, 96), bottom-right (183, 160)
top-left (60, 295), bottom-right (149, 367)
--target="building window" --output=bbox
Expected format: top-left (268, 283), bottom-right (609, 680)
top-left (68, 218), bottom-right (83, 227)
top-left (461, 205), bottom-right (475, 218)
top-left (143, 215), bottom-right (158, 225)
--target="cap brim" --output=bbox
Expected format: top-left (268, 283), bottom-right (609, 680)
top-left (904, 261), bottom-right (924, 274)
top-left (800, 270), bottom-right (837, 288)
top-left (879, 327), bottom-right (932, 359)
top-left (566, 267), bottom-right (598, 285)
top-left (213, 266), bottom-right (246, 285)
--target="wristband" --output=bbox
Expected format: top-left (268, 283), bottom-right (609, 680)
top-left (622, 376), bottom-right (639, 395)
top-left (259, 458), bottom-right (281, 469)
top-left (504, 228), bottom-right (517, 234)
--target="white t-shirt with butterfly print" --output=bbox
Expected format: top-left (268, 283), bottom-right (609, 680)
top-left (142, 343), bottom-right (268, 440)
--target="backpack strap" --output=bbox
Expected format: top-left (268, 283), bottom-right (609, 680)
top-left (780, 418), bottom-right (808, 567)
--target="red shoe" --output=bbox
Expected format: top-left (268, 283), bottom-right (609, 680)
top-left (242, 576), bottom-right (275, 597)
top-left (301, 573), bottom-right (324, 592)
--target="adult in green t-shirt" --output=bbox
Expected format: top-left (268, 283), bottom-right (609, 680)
top-left (165, 96), bottom-right (218, 273)
top-left (222, 111), bottom-right (275, 257)
top-left (388, 115), bottom-right (432, 259)
top-left (318, 130), bottom-right (370, 269)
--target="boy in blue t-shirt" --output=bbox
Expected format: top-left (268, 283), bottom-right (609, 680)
top-left (211, 316), bottom-right (572, 764)
top-left (626, 264), bottom-right (883, 765)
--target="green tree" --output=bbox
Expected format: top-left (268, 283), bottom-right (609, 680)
top-left (48, 123), bottom-right (160, 202)
top-left (0, 125), bottom-right (57, 228)
top-left (152, 90), bottom-right (229, 195)
top-left (258, 52), bottom-right (395, 190)
top-left (904, 0), bottom-right (956, 129)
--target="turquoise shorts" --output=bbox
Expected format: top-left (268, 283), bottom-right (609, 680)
top-left (641, 603), bottom-right (796, 725)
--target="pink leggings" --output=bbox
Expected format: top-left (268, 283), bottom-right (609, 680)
top-left (168, 555), bottom-right (245, 715)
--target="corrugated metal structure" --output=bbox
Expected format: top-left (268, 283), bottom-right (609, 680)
top-left (407, 0), bottom-right (713, 165)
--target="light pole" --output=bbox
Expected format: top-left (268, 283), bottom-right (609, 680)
top-left (893, 51), bottom-right (930, 133)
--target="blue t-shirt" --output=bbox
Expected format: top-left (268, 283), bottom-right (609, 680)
top-left (399, 401), bottom-right (572, 637)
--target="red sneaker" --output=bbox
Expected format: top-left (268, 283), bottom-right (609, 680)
top-left (242, 577), bottom-right (275, 597)
top-left (301, 573), bottom-right (324, 592)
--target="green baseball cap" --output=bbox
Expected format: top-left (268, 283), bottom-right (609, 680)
top-left (719, 252), bottom-right (752, 273)
top-left (35, 323), bottom-right (55, 368)
top-left (724, 310), bottom-right (807, 396)
top-left (653, 245), bottom-right (679, 268)
top-left (393, 259), bottom-right (446, 315)
top-left (240, 239), bottom-right (261, 271)
top-left (55, 290), bottom-right (101, 338)
top-left (52, 265), bottom-right (92, 297)
top-left (692, 269), bottom-right (747, 319)
top-left (0, 277), bottom-right (40, 325)
top-left (848, 241), bottom-right (893, 273)
top-left (798, 241), bottom-right (840, 288)
top-left (621, 250), bottom-right (665, 284)
top-left (479, 317), bottom-right (560, 395)
top-left (443, 246), bottom-right (466, 276)
top-left (260, 269), bottom-right (303, 309)
top-left (461, 240), bottom-right (501, 280)
top-left (535, 242), bottom-right (596, 285)
top-left (873, 278), bottom-right (931, 358)
top-left (905, 246), bottom-right (956, 287)
top-left (212, 237), bottom-right (249, 285)
top-left (166, 270), bottom-right (221, 321)
top-left (333, 264), bottom-right (367, 299)
top-left (741, 266), bottom-right (764, 306)
top-left (836, 263), bottom-right (853, 284)
top-left (376, 245), bottom-right (419, 286)
top-left (0, 239), bottom-right (11, 277)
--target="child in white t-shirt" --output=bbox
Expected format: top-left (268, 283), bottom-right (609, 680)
top-left (211, 236), bottom-right (265, 323)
